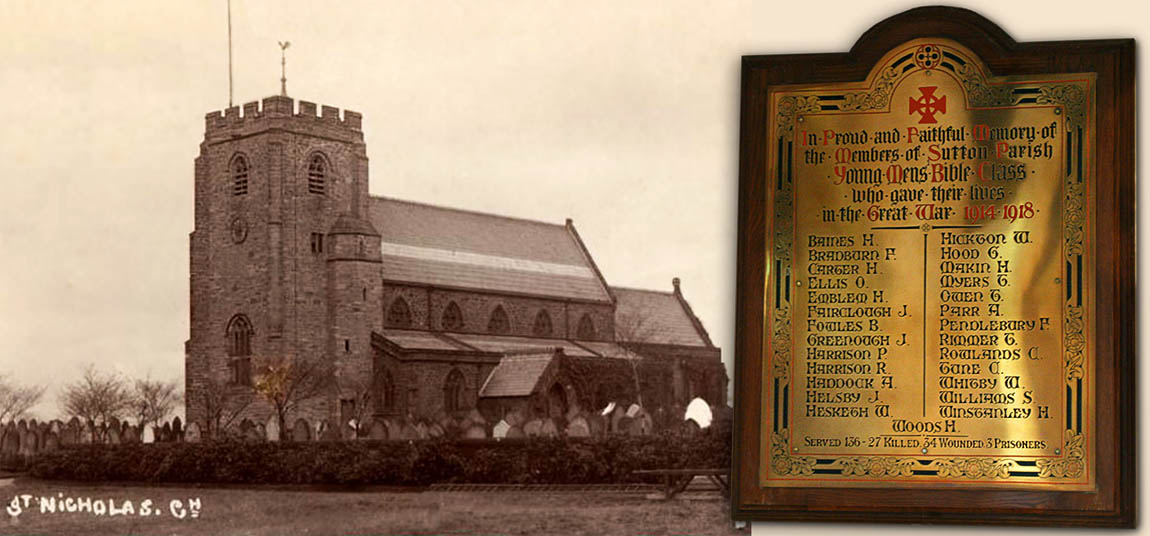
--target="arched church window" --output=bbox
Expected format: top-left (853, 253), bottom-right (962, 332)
top-left (444, 368), bottom-right (466, 412)
top-left (387, 297), bottom-right (413, 328)
top-left (576, 313), bottom-right (596, 340)
top-left (487, 305), bottom-right (510, 334)
top-left (225, 314), bottom-right (253, 386)
top-left (307, 153), bottom-right (328, 195)
top-left (532, 309), bottom-right (553, 337)
top-left (377, 369), bottom-right (396, 414)
top-left (230, 155), bottom-right (249, 196)
top-left (442, 301), bottom-right (464, 331)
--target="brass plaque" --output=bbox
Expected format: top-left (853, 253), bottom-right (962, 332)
top-left (762, 39), bottom-right (1095, 489)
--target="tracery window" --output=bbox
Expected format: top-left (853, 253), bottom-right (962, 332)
top-left (576, 313), bottom-right (596, 340)
top-left (442, 301), bottom-right (464, 331)
top-left (487, 305), bottom-right (510, 334)
top-left (443, 368), bottom-right (466, 412)
top-left (532, 309), bottom-right (553, 337)
top-left (225, 314), bottom-right (253, 386)
top-left (377, 369), bottom-right (396, 413)
top-left (387, 297), bottom-right (413, 328)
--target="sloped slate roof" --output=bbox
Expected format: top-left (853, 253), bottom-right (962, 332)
top-left (479, 353), bottom-right (555, 398)
top-left (447, 333), bottom-right (597, 358)
top-left (574, 341), bottom-right (645, 360)
top-left (369, 197), bottom-right (611, 302)
top-left (377, 329), bottom-right (470, 352)
top-left (612, 287), bottom-right (711, 347)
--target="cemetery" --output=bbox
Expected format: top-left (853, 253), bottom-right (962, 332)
top-left (1, 400), bottom-right (729, 488)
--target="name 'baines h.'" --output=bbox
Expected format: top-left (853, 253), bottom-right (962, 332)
top-left (184, 95), bottom-right (725, 437)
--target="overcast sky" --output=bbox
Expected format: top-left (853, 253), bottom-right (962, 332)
top-left (0, 1), bottom-right (751, 417)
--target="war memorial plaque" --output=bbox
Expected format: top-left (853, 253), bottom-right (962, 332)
top-left (732, 7), bottom-right (1135, 526)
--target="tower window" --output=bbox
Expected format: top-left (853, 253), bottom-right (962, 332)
top-left (387, 297), bottom-right (413, 328)
top-left (226, 314), bottom-right (254, 386)
top-left (441, 301), bottom-right (464, 331)
top-left (576, 313), bottom-right (596, 340)
top-left (310, 232), bottom-right (325, 254)
top-left (443, 368), bottom-right (466, 413)
top-left (487, 305), bottom-right (510, 334)
top-left (307, 154), bottom-right (327, 195)
top-left (231, 155), bottom-right (249, 196)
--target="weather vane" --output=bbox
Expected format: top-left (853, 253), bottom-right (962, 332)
top-left (278, 41), bottom-right (291, 97)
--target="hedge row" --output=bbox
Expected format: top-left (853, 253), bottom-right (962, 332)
top-left (28, 425), bottom-right (729, 486)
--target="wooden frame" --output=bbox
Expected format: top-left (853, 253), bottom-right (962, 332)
top-left (732, 6), bottom-right (1135, 526)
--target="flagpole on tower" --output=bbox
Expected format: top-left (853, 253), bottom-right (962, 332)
top-left (279, 41), bottom-right (291, 97)
top-left (227, 0), bottom-right (234, 107)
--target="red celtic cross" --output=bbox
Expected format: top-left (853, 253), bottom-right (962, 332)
top-left (909, 86), bottom-right (946, 124)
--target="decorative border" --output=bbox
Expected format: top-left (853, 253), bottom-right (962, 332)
top-left (764, 40), bottom-right (1093, 486)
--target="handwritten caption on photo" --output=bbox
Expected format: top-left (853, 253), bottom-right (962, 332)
top-left (6, 493), bottom-right (202, 520)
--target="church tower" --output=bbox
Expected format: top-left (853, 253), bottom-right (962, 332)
top-left (186, 96), bottom-right (381, 432)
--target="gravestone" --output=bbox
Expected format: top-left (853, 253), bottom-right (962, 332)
top-left (19, 428), bottom-right (38, 456)
top-left (565, 416), bottom-right (591, 438)
top-left (291, 419), bottom-right (311, 442)
top-left (493, 420), bottom-right (511, 439)
top-left (172, 417), bottom-right (183, 440)
top-left (142, 425), bottom-right (156, 444)
top-left (80, 420), bottom-right (94, 444)
top-left (238, 419), bottom-right (255, 441)
top-left (1, 427), bottom-right (17, 454)
top-left (185, 422), bottom-right (201, 443)
top-left (505, 425), bottom-right (524, 439)
top-left (466, 409), bottom-right (486, 425)
top-left (414, 421), bottom-right (428, 439)
top-left (319, 421), bottom-right (341, 442)
top-left (59, 423), bottom-right (76, 446)
top-left (504, 409), bottom-right (526, 427)
top-left (41, 431), bottom-right (59, 453)
top-left (266, 416), bottom-right (281, 441)
top-left (385, 419), bottom-right (403, 440)
top-left (522, 419), bottom-right (543, 437)
top-left (122, 424), bottom-right (140, 444)
top-left (615, 416), bottom-right (634, 435)
top-left (462, 425), bottom-right (486, 439)
top-left (540, 418), bottom-right (559, 437)
top-left (630, 412), bottom-right (653, 436)
top-left (107, 423), bottom-right (121, 444)
top-left (369, 419), bottom-right (388, 440)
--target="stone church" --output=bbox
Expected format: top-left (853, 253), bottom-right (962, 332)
top-left (184, 95), bottom-right (726, 435)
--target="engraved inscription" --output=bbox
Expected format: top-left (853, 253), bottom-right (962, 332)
top-left (763, 39), bottom-right (1094, 489)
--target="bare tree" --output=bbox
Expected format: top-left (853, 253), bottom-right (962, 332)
top-left (336, 373), bottom-right (374, 438)
top-left (0, 372), bottom-right (46, 422)
top-left (614, 311), bottom-right (657, 407)
top-left (193, 373), bottom-right (254, 439)
top-left (253, 357), bottom-right (336, 436)
top-left (131, 376), bottom-right (182, 429)
top-left (59, 365), bottom-right (134, 425)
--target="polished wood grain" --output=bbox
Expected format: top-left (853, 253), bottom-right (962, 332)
top-left (732, 6), bottom-right (1135, 527)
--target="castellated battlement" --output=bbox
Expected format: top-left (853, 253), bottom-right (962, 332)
top-left (203, 95), bottom-right (363, 141)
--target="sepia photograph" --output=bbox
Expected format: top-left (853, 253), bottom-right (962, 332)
top-left (0, 1), bottom-right (749, 534)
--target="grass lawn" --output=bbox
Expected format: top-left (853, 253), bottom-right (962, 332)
top-left (1, 477), bottom-right (741, 535)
